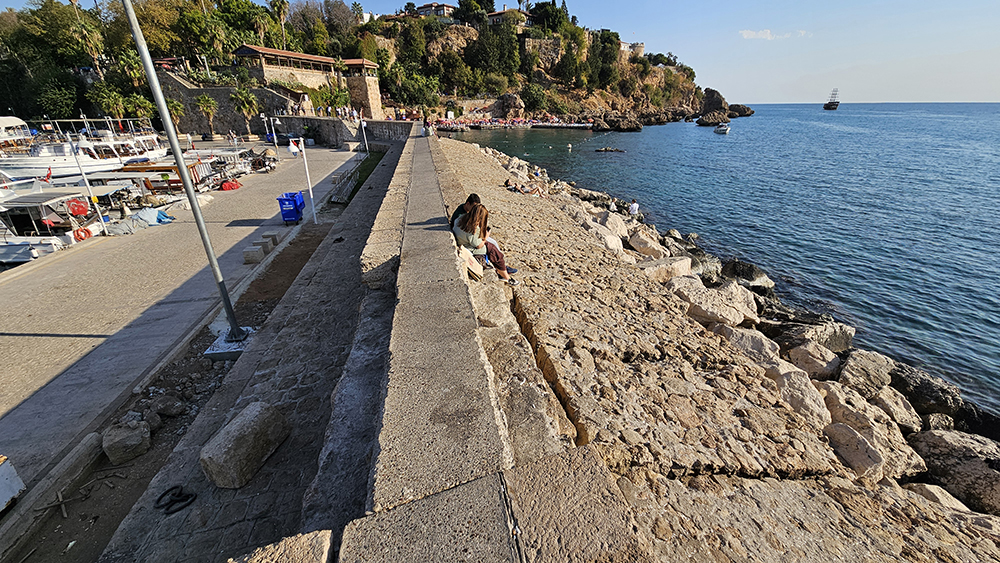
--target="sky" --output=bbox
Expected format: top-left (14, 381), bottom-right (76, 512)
top-left (3, 0), bottom-right (998, 103)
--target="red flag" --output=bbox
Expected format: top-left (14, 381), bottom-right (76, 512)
top-left (45, 167), bottom-right (52, 182)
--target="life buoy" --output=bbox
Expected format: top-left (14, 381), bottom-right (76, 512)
top-left (74, 228), bottom-right (92, 242)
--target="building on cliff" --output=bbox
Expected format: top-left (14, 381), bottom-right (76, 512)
top-left (232, 45), bottom-right (384, 120)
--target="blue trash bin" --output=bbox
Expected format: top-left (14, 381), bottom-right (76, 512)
top-left (277, 195), bottom-right (303, 225)
top-left (281, 191), bottom-right (305, 211)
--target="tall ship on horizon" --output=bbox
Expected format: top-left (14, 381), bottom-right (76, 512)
top-left (823, 88), bottom-right (840, 110)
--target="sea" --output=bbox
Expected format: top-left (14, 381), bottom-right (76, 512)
top-left (455, 103), bottom-right (1000, 414)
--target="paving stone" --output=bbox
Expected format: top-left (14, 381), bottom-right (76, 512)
top-left (243, 246), bottom-right (266, 264)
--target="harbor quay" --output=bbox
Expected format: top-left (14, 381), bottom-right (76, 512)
top-left (4, 125), bottom-right (1000, 563)
top-left (0, 140), bottom-right (360, 558)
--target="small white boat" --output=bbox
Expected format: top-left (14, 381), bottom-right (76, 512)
top-left (0, 117), bottom-right (168, 180)
top-left (714, 123), bottom-right (730, 135)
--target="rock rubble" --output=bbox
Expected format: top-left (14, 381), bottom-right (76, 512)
top-left (441, 137), bottom-right (1000, 560)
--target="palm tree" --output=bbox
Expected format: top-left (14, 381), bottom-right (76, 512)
top-left (252, 11), bottom-right (270, 46)
top-left (195, 94), bottom-right (218, 135)
top-left (165, 98), bottom-right (185, 132)
top-left (230, 88), bottom-right (259, 136)
top-left (116, 49), bottom-right (144, 90)
top-left (88, 82), bottom-right (125, 119)
top-left (125, 94), bottom-right (154, 119)
top-left (270, 0), bottom-right (289, 51)
top-left (71, 20), bottom-right (105, 80)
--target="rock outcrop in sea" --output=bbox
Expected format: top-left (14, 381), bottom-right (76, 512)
top-left (439, 137), bottom-right (1000, 560)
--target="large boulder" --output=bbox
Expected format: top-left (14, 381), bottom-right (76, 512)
top-left (838, 349), bottom-right (894, 400)
top-left (103, 420), bottom-right (151, 465)
top-left (721, 259), bottom-right (775, 289)
top-left (728, 104), bottom-right (755, 117)
top-left (711, 325), bottom-right (779, 364)
top-left (597, 211), bottom-right (628, 238)
top-left (696, 111), bottom-right (730, 127)
top-left (890, 363), bottom-right (962, 415)
top-left (815, 381), bottom-right (926, 479)
top-left (715, 280), bottom-right (760, 325)
top-left (760, 360), bottom-right (831, 430)
top-left (786, 340), bottom-right (841, 379)
top-left (908, 430), bottom-right (1000, 515)
top-left (666, 276), bottom-right (757, 327)
top-left (494, 93), bottom-right (526, 119)
top-left (774, 320), bottom-right (856, 354)
top-left (872, 385), bottom-right (923, 435)
top-left (636, 256), bottom-right (691, 283)
top-left (902, 483), bottom-right (970, 512)
top-left (700, 88), bottom-right (729, 116)
top-left (628, 230), bottom-right (669, 260)
top-left (823, 423), bottom-right (884, 486)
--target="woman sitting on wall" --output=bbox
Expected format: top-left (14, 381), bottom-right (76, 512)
top-left (452, 203), bottom-right (519, 286)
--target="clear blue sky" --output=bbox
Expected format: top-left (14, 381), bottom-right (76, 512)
top-left (4, 0), bottom-right (997, 103)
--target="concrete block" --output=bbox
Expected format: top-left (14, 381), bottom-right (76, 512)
top-left (340, 474), bottom-right (513, 563)
top-left (261, 231), bottom-right (283, 246)
top-left (227, 530), bottom-right (333, 563)
top-left (102, 421), bottom-right (151, 465)
top-left (200, 402), bottom-right (291, 489)
top-left (243, 245), bottom-right (265, 264)
top-left (252, 238), bottom-right (274, 254)
top-left (0, 455), bottom-right (26, 512)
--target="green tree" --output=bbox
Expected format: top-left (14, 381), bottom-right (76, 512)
top-left (482, 72), bottom-right (507, 95)
top-left (404, 2), bottom-right (416, 14)
top-left (115, 49), bottom-right (144, 90)
top-left (70, 19), bottom-right (104, 79)
top-left (306, 19), bottom-right (331, 55)
top-left (351, 2), bottom-right (364, 21)
top-left (530, 0), bottom-right (567, 33)
top-left (251, 10), bottom-right (270, 45)
top-left (270, 0), bottom-right (289, 50)
top-left (230, 87), bottom-right (259, 135)
top-left (124, 93), bottom-right (153, 118)
top-left (396, 19), bottom-right (425, 67)
top-left (165, 98), bottom-right (185, 132)
top-left (86, 81), bottom-right (125, 119)
top-left (195, 94), bottom-right (218, 134)
top-left (38, 79), bottom-right (76, 119)
top-left (520, 83), bottom-right (546, 112)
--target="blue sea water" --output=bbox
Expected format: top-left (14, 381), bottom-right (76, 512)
top-left (456, 103), bottom-right (1000, 414)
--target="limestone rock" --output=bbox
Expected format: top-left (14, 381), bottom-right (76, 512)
top-left (786, 340), bottom-right (841, 379)
top-left (890, 362), bottom-right (962, 416)
top-left (142, 409), bottom-right (163, 434)
top-left (468, 279), bottom-right (516, 329)
top-left (696, 110), bottom-right (729, 127)
top-left (908, 430), bottom-right (1000, 515)
top-left (823, 423), bottom-right (884, 485)
top-left (763, 362), bottom-right (831, 430)
top-left (838, 349), bottom-right (894, 399)
top-left (628, 230), bottom-right (668, 260)
top-left (228, 530), bottom-right (333, 563)
top-left (872, 385), bottom-right (922, 434)
top-left (636, 256), bottom-right (691, 283)
top-left (200, 402), bottom-right (291, 489)
top-left (923, 413), bottom-right (955, 431)
top-left (495, 93), bottom-right (525, 119)
top-left (666, 276), bottom-right (756, 326)
top-left (721, 258), bottom-right (775, 289)
top-left (716, 280), bottom-right (760, 325)
top-left (103, 420), bottom-right (151, 465)
top-left (712, 324), bottom-right (779, 364)
top-left (778, 320), bottom-right (856, 354)
top-left (729, 104), bottom-right (755, 117)
top-left (700, 88), bottom-right (729, 116)
top-left (597, 211), bottom-right (629, 238)
top-left (815, 381), bottom-right (926, 479)
top-left (903, 483), bottom-right (970, 512)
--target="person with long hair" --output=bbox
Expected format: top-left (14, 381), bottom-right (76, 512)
top-left (453, 203), bottom-right (519, 285)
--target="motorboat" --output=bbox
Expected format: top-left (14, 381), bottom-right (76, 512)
top-left (0, 117), bottom-right (168, 180)
top-left (714, 123), bottom-right (730, 134)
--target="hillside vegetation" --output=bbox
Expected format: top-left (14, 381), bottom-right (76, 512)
top-left (0, 0), bottom-right (728, 125)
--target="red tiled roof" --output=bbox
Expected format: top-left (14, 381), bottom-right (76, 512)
top-left (233, 45), bottom-right (378, 69)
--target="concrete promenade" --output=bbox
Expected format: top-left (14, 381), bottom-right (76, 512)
top-left (0, 145), bottom-right (355, 502)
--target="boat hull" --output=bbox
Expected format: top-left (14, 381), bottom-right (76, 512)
top-left (823, 102), bottom-right (840, 110)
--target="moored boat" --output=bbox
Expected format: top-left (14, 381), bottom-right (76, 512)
top-left (0, 117), bottom-right (168, 180)
top-left (714, 123), bottom-right (730, 134)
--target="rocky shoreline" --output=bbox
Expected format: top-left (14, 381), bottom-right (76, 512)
top-left (439, 136), bottom-right (1000, 560)
top-left (490, 87), bottom-right (754, 132)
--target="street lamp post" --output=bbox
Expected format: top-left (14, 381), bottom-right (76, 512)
top-left (269, 117), bottom-right (280, 152)
top-left (120, 0), bottom-right (246, 342)
top-left (297, 137), bottom-right (317, 225)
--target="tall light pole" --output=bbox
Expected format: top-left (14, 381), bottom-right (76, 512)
top-left (269, 117), bottom-right (281, 152)
top-left (297, 137), bottom-right (317, 224)
top-left (120, 0), bottom-right (246, 342)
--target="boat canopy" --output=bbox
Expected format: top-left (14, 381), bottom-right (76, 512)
top-left (0, 117), bottom-right (28, 129)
